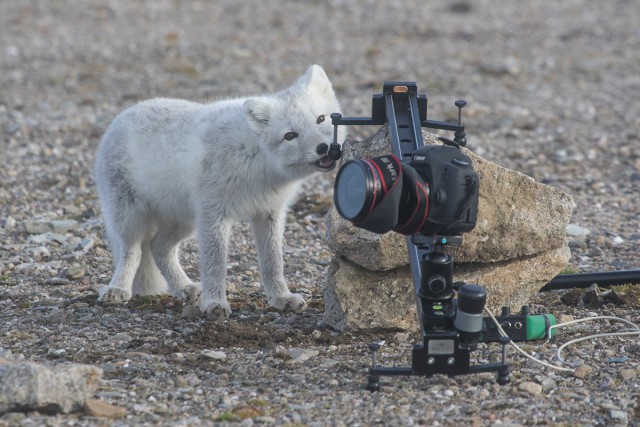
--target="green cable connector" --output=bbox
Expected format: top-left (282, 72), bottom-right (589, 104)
top-left (526, 314), bottom-right (557, 340)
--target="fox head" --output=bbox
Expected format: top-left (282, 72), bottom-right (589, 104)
top-left (243, 65), bottom-right (346, 179)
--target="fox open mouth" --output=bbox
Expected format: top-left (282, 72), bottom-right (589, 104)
top-left (314, 155), bottom-right (336, 171)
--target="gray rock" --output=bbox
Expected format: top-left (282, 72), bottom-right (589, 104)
top-left (24, 219), bottom-right (53, 234)
top-left (518, 381), bottom-right (543, 396)
top-left (566, 224), bottom-right (591, 247)
top-left (2, 216), bottom-right (16, 230)
top-left (75, 238), bottom-right (94, 253)
top-left (0, 362), bottom-right (102, 414)
top-left (49, 219), bottom-right (78, 234)
top-left (28, 232), bottom-right (67, 245)
top-left (200, 350), bottom-right (226, 361)
top-left (287, 348), bottom-right (320, 363)
top-left (323, 247), bottom-right (570, 332)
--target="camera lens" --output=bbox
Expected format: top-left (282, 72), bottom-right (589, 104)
top-left (334, 161), bottom-right (371, 221)
top-left (334, 156), bottom-right (402, 230)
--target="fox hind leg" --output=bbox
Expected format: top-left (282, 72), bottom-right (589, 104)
top-left (150, 222), bottom-right (201, 304)
top-left (131, 236), bottom-right (169, 296)
top-left (98, 231), bottom-right (144, 304)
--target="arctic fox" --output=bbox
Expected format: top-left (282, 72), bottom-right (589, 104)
top-left (95, 65), bottom-right (344, 319)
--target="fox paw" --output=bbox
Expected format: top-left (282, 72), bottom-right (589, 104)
top-left (98, 287), bottom-right (132, 304)
top-left (172, 283), bottom-right (201, 304)
top-left (200, 299), bottom-right (231, 321)
top-left (270, 293), bottom-right (307, 313)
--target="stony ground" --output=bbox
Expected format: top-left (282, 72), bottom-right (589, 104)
top-left (1, 0), bottom-right (640, 425)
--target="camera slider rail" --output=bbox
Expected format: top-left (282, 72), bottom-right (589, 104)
top-left (330, 82), bottom-right (555, 391)
top-left (330, 82), bottom-right (467, 162)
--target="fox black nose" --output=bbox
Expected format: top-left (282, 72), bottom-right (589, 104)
top-left (316, 143), bottom-right (329, 155)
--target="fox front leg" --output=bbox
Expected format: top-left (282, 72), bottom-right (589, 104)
top-left (198, 217), bottom-right (232, 320)
top-left (250, 211), bottom-right (307, 313)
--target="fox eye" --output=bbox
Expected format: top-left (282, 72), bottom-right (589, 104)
top-left (316, 115), bottom-right (325, 124)
top-left (284, 132), bottom-right (298, 141)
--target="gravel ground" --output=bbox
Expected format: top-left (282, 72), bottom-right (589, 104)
top-left (1, 0), bottom-right (640, 425)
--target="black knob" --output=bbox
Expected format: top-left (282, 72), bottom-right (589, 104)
top-left (328, 143), bottom-right (342, 160)
top-left (428, 275), bottom-right (448, 295)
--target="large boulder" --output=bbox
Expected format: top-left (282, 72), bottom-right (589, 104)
top-left (0, 361), bottom-right (103, 415)
top-left (323, 127), bottom-right (574, 332)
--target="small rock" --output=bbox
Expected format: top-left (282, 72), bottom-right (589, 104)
top-left (28, 232), bottom-right (67, 245)
top-left (287, 348), bottom-right (319, 363)
top-left (66, 265), bottom-right (86, 279)
top-left (181, 304), bottom-right (200, 319)
top-left (27, 246), bottom-right (50, 259)
top-left (46, 277), bottom-right (71, 286)
top-left (607, 356), bottom-right (629, 363)
top-left (84, 399), bottom-right (127, 419)
top-left (540, 377), bottom-right (556, 391)
top-left (618, 368), bottom-right (636, 380)
top-left (611, 236), bottom-right (624, 246)
top-left (273, 346), bottom-right (289, 359)
top-left (25, 220), bottom-right (52, 234)
top-left (518, 381), bottom-right (542, 396)
top-left (566, 224), bottom-right (590, 247)
top-left (609, 410), bottom-right (628, 422)
top-left (573, 364), bottom-right (593, 379)
top-left (0, 348), bottom-right (15, 363)
top-left (2, 216), bottom-right (16, 230)
top-left (76, 238), bottom-right (94, 253)
top-left (558, 314), bottom-right (574, 324)
top-left (50, 219), bottom-right (78, 234)
top-left (200, 350), bottom-right (226, 361)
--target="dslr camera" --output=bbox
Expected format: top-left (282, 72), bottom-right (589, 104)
top-left (334, 143), bottom-right (479, 236)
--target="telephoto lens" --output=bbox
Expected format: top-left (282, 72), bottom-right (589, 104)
top-left (334, 155), bottom-right (404, 234)
top-left (454, 284), bottom-right (488, 350)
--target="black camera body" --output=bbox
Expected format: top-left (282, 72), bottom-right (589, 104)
top-left (407, 144), bottom-right (478, 236)
top-left (333, 135), bottom-right (478, 238)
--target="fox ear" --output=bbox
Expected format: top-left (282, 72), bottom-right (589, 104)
top-left (244, 97), bottom-right (275, 133)
top-left (298, 64), bottom-right (333, 96)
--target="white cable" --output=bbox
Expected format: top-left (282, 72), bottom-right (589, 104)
top-left (550, 316), bottom-right (640, 367)
top-left (484, 306), bottom-right (574, 373)
top-left (484, 307), bottom-right (640, 373)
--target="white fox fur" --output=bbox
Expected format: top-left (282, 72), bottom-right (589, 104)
top-left (95, 65), bottom-right (344, 319)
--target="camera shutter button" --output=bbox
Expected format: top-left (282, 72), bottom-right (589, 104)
top-left (452, 158), bottom-right (470, 166)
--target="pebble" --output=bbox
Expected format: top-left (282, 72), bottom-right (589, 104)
top-left (618, 368), bottom-right (636, 381)
top-left (518, 381), bottom-right (543, 396)
top-left (2, 216), bottom-right (16, 230)
top-left (66, 265), bottom-right (86, 279)
top-left (287, 348), bottom-right (319, 363)
top-left (50, 219), bottom-right (79, 234)
top-left (566, 224), bottom-right (591, 247)
top-left (25, 220), bottom-right (52, 234)
top-left (75, 238), bottom-right (94, 253)
top-left (574, 364), bottom-right (594, 379)
top-left (200, 350), bottom-right (226, 361)
top-left (609, 410), bottom-right (628, 422)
